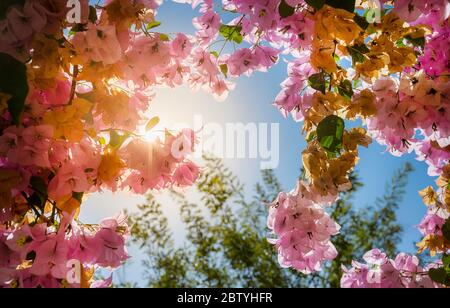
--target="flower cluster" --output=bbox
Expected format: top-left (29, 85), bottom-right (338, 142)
top-left (367, 74), bottom-right (450, 175)
top-left (0, 0), bottom-right (81, 61)
top-left (341, 249), bottom-right (441, 288)
top-left (267, 182), bottom-right (340, 274)
top-left (0, 0), bottom-right (201, 287)
top-left (416, 166), bottom-right (450, 257)
top-left (0, 213), bottom-right (128, 288)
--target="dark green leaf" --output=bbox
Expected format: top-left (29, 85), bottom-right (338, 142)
top-left (30, 176), bottom-right (47, 196)
top-left (27, 193), bottom-right (45, 210)
top-left (28, 176), bottom-right (48, 210)
top-left (88, 6), bottom-right (97, 24)
top-left (405, 35), bottom-right (425, 50)
top-left (305, 0), bottom-right (325, 10)
top-left (443, 218), bottom-right (450, 241)
top-left (279, 0), bottom-right (295, 18)
top-left (219, 25), bottom-right (243, 44)
top-left (337, 80), bottom-right (354, 100)
top-left (26, 251), bottom-right (36, 261)
top-left (442, 254), bottom-right (450, 268)
top-left (73, 192), bottom-right (84, 203)
top-left (428, 268), bottom-right (448, 285)
top-left (0, 52), bottom-right (29, 125)
top-left (354, 14), bottom-right (369, 30)
top-left (317, 115), bottom-right (345, 154)
top-left (325, 0), bottom-right (356, 13)
top-left (308, 73), bottom-right (326, 94)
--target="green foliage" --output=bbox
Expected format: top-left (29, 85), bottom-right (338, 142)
top-left (0, 52), bottom-right (29, 125)
top-left (128, 157), bottom-right (411, 288)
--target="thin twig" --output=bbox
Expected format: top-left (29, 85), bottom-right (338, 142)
top-left (68, 65), bottom-right (79, 105)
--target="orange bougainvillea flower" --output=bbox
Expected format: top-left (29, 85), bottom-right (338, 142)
top-left (97, 151), bottom-right (126, 183)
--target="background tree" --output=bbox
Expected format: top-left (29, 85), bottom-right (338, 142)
top-left (127, 157), bottom-right (413, 288)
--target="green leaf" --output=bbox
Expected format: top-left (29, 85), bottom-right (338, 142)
top-left (145, 116), bottom-right (160, 132)
top-left (443, 218), bottom-right (450, 242)
top-left (364, 8), bottom-right (379, 23)
top-left (210, 51), bottom-right (219, 58)
top-left (88, 6), bottom-right (97, 23)
top-left (308, 73), bottom-right (326, 94)
top-left (109, 130), bottom-right (129, 150)
top-left (346, 44), bottom-right (370, 66)
top-left (69, 23), bottom-right (88, 35)
top-left (73, 192), bottom-right (84, 203)
top-left (99, 136), bottom-right (107, 145)
top-left (28, 176), bottom-right (48, 210)
top-left (337, 80), bottom-right (354, 100)
top-left (147, 21), bottom-right (162, 30)
top-left (442, 254), bottom-right (450, 268)
top-left (76, 91), bottom-right (96, 103)
top-left (0, 0), bottom-right (25, 20)
top-left (306, 0), bottom-right (356, 12)
top-left (405, 35), bottom-right (425, 50)
top-left (354, 14), bottom-right (369, 30)
top-left (325, 0), bottom-right (356, 13)
top-left (219, 25), bottom-right (243, 44)
top-left (317, 115), bottom-right (345, 154)
top-left (428, 268), bottom-right (448, 285)
top-left (305, 0), bottom-right (325, 10)
top-left (220, 64), bottom-right (229, 77)
top-left (306, 131), bottom-right (317, 142)
top-left (0, 53), bottom-right (29, 125)
top-left (279, 0), bottom-right (295, 18)
top-left (30, 176), bottom-right (47, 196)
top-left (26, 251), bottom-right (36, 261)
top-left (395, 39), bottom-right (407, 47)
top-left (159, 33), bottom-right (170, 41)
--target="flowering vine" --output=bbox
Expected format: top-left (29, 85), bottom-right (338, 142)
top-left (0, 0), bottom-right (449, 288)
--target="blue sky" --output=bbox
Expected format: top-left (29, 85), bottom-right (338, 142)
top-left (81, 1), bottom-right (432, 285)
